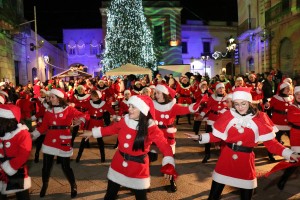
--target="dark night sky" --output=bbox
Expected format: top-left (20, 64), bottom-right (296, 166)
top-left (23, 0), bottom-right (237, 43)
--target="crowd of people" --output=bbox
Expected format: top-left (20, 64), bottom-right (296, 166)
top-left (0, 69), bottom-right (300, 199)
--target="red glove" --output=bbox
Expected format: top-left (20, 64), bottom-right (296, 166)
top-left (160, 164), bottom-right (178, 180)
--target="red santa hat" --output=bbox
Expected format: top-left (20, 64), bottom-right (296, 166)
top-left (155, 84), bottom-right (176, 98)
top-left (232, 87), bottom-right (252, 102)
top-left (48, 79), bottom-right (54, 84)
top-left (236, 77), bottom-right (244, 81)
top-left (0, 96), bottom-right (5, 104)
top-left (294, 86), bottom-right (300, 94)
top-left (0, 90), bottom-right (8, 97)
top-left (283, 77), bottom-right (292, 84)
top-left (215, 82), bottom-right (225, 90)
top-left (95, 90), bottom-right (102, 98)
top-left (199, 81), bottom-right (208, 88)
top-left (127, 95), bottom-right (156, 120)
top-left (50, 88), bottom-right (67, 99)
top-left (0, 104), bottom-right (21, 123)
top-left (279, 82), bottom-right (290, 90)
top-left (34, 77), bottom-right (40, 84)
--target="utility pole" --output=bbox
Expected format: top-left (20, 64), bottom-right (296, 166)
top-left (34, 5), bottom-right (39, 78)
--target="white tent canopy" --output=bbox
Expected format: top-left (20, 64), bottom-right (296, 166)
top-left (105, 63), bottom-right (152, 81)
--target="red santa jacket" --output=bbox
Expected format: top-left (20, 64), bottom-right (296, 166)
top-left (31, 98), bottom-right (49, 126)
top-left (85, 100), bottom-right (116, 130)
top-left (199, 110), bottom-right (293, 189)
top-left (31, 106), bottom-right (87, 157)
top-left (176, 83), bottom-right (192, 105)
top-left (287, 104), bottom-right (300, 152)
top-left (200, 94), bottom-right (228, 125)
top-left (91, 115), bottom-right (175, 190)
top-left (154, 99), bottom-right (198, 146)
top-left (0, 124), bottom-right (32, 194)
top-left (269, 94), bottom-right (293, 131)
top-left (69, 93), bottom-right (91, 112)
top-left (16, 98), bottom-right (34, 120)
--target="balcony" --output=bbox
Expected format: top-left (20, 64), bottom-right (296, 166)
top-left (237, 18), bottom-right (256, 36)
top-left (265, 0), bottom-right (291, 24)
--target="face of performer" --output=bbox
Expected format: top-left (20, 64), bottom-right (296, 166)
top-left (155, 90), bottom-right (164, 103)
top-left (233, 99), bottom-right (249, 115)
top-left (124, 92), bottom-right (131, 100)
top-left (49, 94), bottom-right (59, 105)
top-left (128, 104), bottom-right (140, 120)
top-left (201, 83), bottom-right (208, 91)
top-left (91, 94), bottom-right (100, 101)
top-left (77, 87), bottom-right (85, 94)
top-left (249, 75), bottom-right (255, 82)
top-left (235, 79), bottom-right (243, 87)
top-left (295, 92), bottom-right (300, 103)
top-left (282, 86), bottom-right (290, 95)
top-left (216, 87), bottom-right (225, 95)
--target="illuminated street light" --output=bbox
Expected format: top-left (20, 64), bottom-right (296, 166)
top-left (201, 55), bottom-right (210, 76)
top-left (227, 36), bottom-right (237, 77)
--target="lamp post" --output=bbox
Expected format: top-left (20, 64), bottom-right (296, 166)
top-left (201, 55), bottom-right (210, 76)
top-left (227, 36), bottom-right (237, 77)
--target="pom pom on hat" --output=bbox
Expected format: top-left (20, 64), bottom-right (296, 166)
top-left (0, 104), bottom-right (21, 122)
top-left (232, 87), bottom-right (252, 102)
top-left (127, 95), bottom-right (156, 120)
top-left (50, 88), bottom-right (67, 99)
top-left (155, 84), bottom-right (176, 98)
top-left (294, 86), bottom-right (300, 94)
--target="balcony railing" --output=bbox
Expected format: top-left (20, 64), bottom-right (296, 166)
top-left (265, 0), bottom-right (291, 24)
top-left (237, 18), bottom-right (256, 36)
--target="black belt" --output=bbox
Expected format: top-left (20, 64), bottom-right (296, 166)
top-left (227, 143), bottom-right (253, 153)
top-left (167, 137), bottom-right (175, 140)
top-left (158, 124), bottom-right (174, 129)
top-left (48, 126), bottom-right (69, 130)
top-left (291, 123), bottom-right (300, 130)
top-left (90, 115), bottom-right (103, 120)
top-left (272, 109), bottom-right (287, 115)
top-left (210, 110), bottom-right (219, 115)
top-left (75, 107), bottom-right (86, 112)
top-left (180, 95), bottom-right (190, 97)
top-left (119, 150), bottom-right (146, 164)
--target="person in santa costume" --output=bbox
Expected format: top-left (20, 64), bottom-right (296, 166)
top-left (265, 82), bottom-right (293, 161)
top-left (75, 90), bottom-right (116, 163)
top-left (33, 77), bottom-right (42, 99)
top-left (197, 82), bottom-right (229, 163)
top-left (153, 84), bottom-right (201, 192)
top-left (185, 87), bottom-right (300, 200)
top-left (0, 104), bottom-right (32, 200)
top-left (231, 76), bottom-right (246, 92)
top-left (30, 89), bottom-right (50, 163)
top-left (69, 85), bottom-right (91, 146)
top-left (31, 88), bottom-right (87, 198)
top-left (276, 86), bottom-right (300, 190)
top-left (80, 95), bottom-right (177, 200)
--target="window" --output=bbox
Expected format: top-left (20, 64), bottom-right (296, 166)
top-left (68, 40), bottom-right (76, 55)
top-left (77, 40), bottom-right (85, 55)
top-left (203, 42), bottom-right (211, 54)
top-left (182, 42), bottom-right (188, 54)
top-left (154, 26), bottom-right (163, 44)
top-left (90, 39), bottom-right (99, 55)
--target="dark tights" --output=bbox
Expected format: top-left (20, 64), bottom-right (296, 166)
top-left (0, 189), bottom-right (30, 200)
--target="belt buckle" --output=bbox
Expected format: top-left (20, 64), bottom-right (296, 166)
top-left (232, 143), bottom-right (237, 151)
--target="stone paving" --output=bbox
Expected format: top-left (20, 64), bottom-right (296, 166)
top-left (9, 118), bottom-right (300, 199)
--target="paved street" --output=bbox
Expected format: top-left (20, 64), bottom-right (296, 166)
top-left (12, 118), bottom-right (300, 199)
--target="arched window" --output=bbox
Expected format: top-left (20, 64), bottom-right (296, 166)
top-left (68, 40), bottom-right (76, 55)
top-left (32, 67), bottom-right (37, 83)
top-left (77, 40), bottom-right (85, 55)
top-left (90, 39), bottom-right (99, 55)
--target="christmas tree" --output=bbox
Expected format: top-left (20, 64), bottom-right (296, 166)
top-left (103, 0), bottom-right (157, 72)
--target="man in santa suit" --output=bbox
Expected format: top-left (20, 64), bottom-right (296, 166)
top-left (80, 95), bottom-right (177, 199)
top-left (113, 77), bottom-right (125, 102)
top-left (33, 77), bottom-right (42, 99)
top-left (0, 104), bottom-right (32, 199)
top-left (185, 87), bottom-right (300, 200)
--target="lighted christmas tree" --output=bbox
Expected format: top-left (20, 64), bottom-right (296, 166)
top-left (103, 0), bottom-right (157, 72)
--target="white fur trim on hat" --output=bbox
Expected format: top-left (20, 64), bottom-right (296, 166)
top-left (236, 77), bottom-right (243, 81)
top-left (280, 82), bottom-right (290, 90)
top-left (216, 83), bottom-right (225, 90)
top-left (0, 108), bottom-right (14, 119)
top-left (294, 86), bottom-right (300, 94)
top-left (40, 89), bottom-right (47, 94)
top-left (0, 96), bottom-right (4, 104)
top-left (127, 95), bottom-right (149, 116)
top-left (283, 78), bottom-right (292, 84)
top-left (50, 89), bottom-right (64, 99)
top-left (95, 90), bottom-right (102, 98)
top-left (227, 93), bottom-right (233, 99)
top-left (232, 91), bottom-right (252, 102)
top-left (155, 84), bottom-right (168, 94)
top-left (124, 90), bottom-right (131, 95)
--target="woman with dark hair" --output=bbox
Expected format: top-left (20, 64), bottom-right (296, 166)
top-left (0, 104), bottom-right (32, 200)
top-left (31, 88), bottom-right (87, 198)
top-left (81, 95), bottom-right (177, 200)
top-left (185, 87), bottom-right (300, 200)
top-left (265, 82), bottom-right (293, 161)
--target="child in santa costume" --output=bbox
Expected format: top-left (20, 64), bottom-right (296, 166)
top-left (0, 104), bottom-right (32, 200)
top-left (81, 95), bottom-right (177, 200)
top-left (275, 86), bottom-right (300, 190)
top-left (75, 90), bottom-right (116, 163)
top-left (153, 84), bottom-right (200, 192)
top-left (185, 87), bottom-right (300, 200)
top-left (31, 88), bottom-right (87, 198)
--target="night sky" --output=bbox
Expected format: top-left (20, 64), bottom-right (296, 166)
top-left (23, 0), bottom-right (237, 43)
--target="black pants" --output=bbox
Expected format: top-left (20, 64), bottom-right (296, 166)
top-left (0, 189), bottom-right (30, 200)
top-left (204, 125), bottom-right (213, 155)
top-left (208, 180), bottom-right (253, 200)
top-left (275, 130), bottom-right (290, 143)
top-left (35, 134), bottom-right (45, 155)
top-left (77, 137), bottom-right (105, 161)
top-left (42, 154), bottom-right (76, 188)
top-left (104, 179), bottom-right (147, 200)
top-left (71, 125), bottom-right (80, 147)
top-left (193, 120), bottom-right (201, 135)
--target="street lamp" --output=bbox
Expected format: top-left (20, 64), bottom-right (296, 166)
top-left (201, 55), bottom-right (210, 76)
top-left (226, 36), bottom-right (237, 77)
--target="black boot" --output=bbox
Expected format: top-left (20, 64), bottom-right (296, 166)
top-left (76, 138), bottom-right (86, 163)
top-left (97, 138), bottom-right (106, 163)
top-left (202, 154), bottom-right (210, 163)
top-left (71, 184), bottom-right (78, 198)
top-left (40, 154), bottom-right (54, 197)
top-left (169, 177), bottom-right (177, 192)
top-left (187, 114), bottom-right (191, 125)
top-left (202, 143), bottom-right (211, 163)
top-left (176, 116), bottom-right (180, 125)
top-left (62, 160), bottom-right (77, 198)
top-left (34, 153), bottom-right (39, 163)
top-left (113, 139), bottom-right (119, 149)
top-left (277, 166), bottom-right (297, 190)
top-left (268, 152), bottom-right (276, 162)
top-left (208, 180), bottom-right (225, 200)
